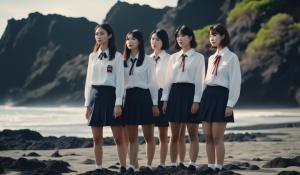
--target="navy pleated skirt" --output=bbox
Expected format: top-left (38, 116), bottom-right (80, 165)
top-left (123, 87), bottom-right (155, 125)
top-left (88, 85), bottom-right (124, 127)
top-left (154, 88), bottom-right (169, 127)
top-left (166, 83), bottom-right (198, 123)
top-left (197, 85), bottom-right (234, 123)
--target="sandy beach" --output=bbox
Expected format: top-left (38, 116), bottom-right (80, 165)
top-left (1, 126), bottom-right (299, 175)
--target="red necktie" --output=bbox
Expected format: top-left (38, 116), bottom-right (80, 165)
top-left (212, 55), bottom-right (221, 76)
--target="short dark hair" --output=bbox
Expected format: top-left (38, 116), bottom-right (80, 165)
top-left (150, 29), bottom-right (169, 50)
top-left (209, 24), bottom-right (230, 48)
top-left (123, 29), bottom-right (145, 67)
top-left (174, 25), bottom-right (197, 50)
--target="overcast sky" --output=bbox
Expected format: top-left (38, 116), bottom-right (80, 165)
top-left (0, 0), bottom-right (177, 36)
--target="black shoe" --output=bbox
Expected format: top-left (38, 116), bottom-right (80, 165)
top-left (144, 167), bottom-right (153, 174)
top-left (214, 168), bottom-right (223, 173)
top-left (120, 166), bottom-right (126, 173)
top-left (188, 165), bottom-right (196, 171)
top-left (178, 163), bottom-right (186, 169)
top-left (127, 167), bottom-right (134, 174)
top-left (157, 165), bottom-right (165, 170)
top-left (94, 169), bottom-right (103, 174)
top-left (200, 167), bottom-right (215, 174)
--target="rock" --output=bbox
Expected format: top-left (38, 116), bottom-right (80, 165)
top-left (9, 158), bottom-right (46, 171)
top-left (51, 150), bottom-right (62, 157)
top-left (247, 165), bottom-right (260, 170)
top-left (82, 159), bottom-right (95, 165)
top-left (252, 157), bottom-right (263, 161)
top-left (26, 152), bottom-right (40, 157)
top-left (45, 160), bottom-right (74, 173)
top-left (223, 164), bottom-right (246, 170)
top-left (277, 171), bottom-right (300, 175)
top-left (263, 157), bottom-right (300, 168)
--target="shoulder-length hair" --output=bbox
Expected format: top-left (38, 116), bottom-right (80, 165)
top-left (93, 23), bottom-right (117, 60)
top-left (174, 25), bottom-right (197, 50)
top-left (209, 24), bottom-right (230, 48)
top-left (123, 29), bottom-right (145, 67)
top-left (150, 29), bottom-right (169, 50)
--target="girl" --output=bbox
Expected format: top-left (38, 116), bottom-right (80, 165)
top-left (84, 24), bottom-right (127, 173)
top-left (123, 29), bottom-right (160, 173)
top-left (198, 24), bottom-right (241, 173)
top-left (162, 25), bottom-right (206, 171)
top-left (149, 29), bottom-right (170, 169)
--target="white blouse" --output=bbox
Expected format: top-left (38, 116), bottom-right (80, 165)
top-left (124, 53), bottom-right (158, 105)
top-left (84, 48), bottom-right (124, 106)
top-left (149, 50), bottom-right (170, 89)
top-left (161, 48), bottom-right (206, 102)
top-left (205, 47), bottom-right (241, 107)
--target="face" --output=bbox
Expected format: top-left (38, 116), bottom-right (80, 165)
top-left (95, 27), bottom-right (111, 46)
top-left (176, 31), bottom-right (192, 49)
top-left (150, 33), bottom-right (163, 51)
top-left (126, 34), bottom-right (139, 50)
top-left (209, 31), bottom-right (224, 48)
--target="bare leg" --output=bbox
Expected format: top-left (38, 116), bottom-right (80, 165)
top-left (186, 123), bottom-right (199, 163)
top-left (202, 122), bottom-right (215, 164)
top-left (170, 122), bottom-right (183, 164)
top-left (111, 126), bottom-right (127, 168)
top-left (126, 125), bottom-right (139, 168)
top-left (142, 124), bottom-right (155, 166)
top-left (178, 124), bottom-right (186, 163)
top-left (91, 127), bottom-right (103, 167)
top-left (158, 126), bottom-right (168, 165)
top-left (212, 122), bottom-right (227, 165)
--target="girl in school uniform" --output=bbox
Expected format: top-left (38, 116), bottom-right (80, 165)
top-left (149, 29), bottom-right (170, 169)
top-left (162, 25), bottom-right (206, 171)
top-left (123, 29), bottom-right (160, 173)
top-left (197, 24), bottom-right (241, 173)
top-left (84, 24), bottom-right (127, 173)
top-left (150, 29), bottom-right (187, 169)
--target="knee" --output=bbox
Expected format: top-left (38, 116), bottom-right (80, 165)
top-left (159, 134), bottom-right (168, 144)
top-left (114, 136), bottom-right (124, 146)
top-left (205, 134), bottom-right (213, 144)
top-left (171, 133), bottom-right (180, 143)
top-left (212, 136), bottom-right (223, 145)
top-left (93, 138), bottom-right (103, 146)
top-left (129, 136), bottom-right (138, 144)
top-left (189, 133), bottom-right (199, 142)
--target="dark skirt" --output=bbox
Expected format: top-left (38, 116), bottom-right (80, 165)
top-left (88, 85), bottom-right (124, 127)
top-left (166, 83), bottom-right (198, 123)
top-left (197, 85), bottom-right (234, 123)
top-left (155, 88), bottom-right (169, 127)
top-left (123, 87), bottom-right (155, 125)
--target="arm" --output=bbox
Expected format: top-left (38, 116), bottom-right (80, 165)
top-left (84, 54), bottom-right (93, 107)
top-left (115, 53), bottom-right (125, 106)
top-left (227, 55), bottom-right (242, 107)
top-left (193, 54), bottom-right (206, 102)
top-left (148, 58), bottom-right (158, 105)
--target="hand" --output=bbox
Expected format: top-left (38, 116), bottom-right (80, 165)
top-left (85, 107), bottom-right (91, 120)
top-left (225, 107), bottom-right (233, 117)
top-left (191, 102), bottom-right (199, 114)
top-left (114, 105), bottom-right (122, 118)
top-left (162, 101), bottom-right (167, 114)
top-left (152, 106), bottom-right (160, 117)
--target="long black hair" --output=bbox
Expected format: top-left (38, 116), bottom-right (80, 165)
top-left (93, 23), bottom-right (117, 60)
top-left (123, 29), bottom-right (145, 67)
